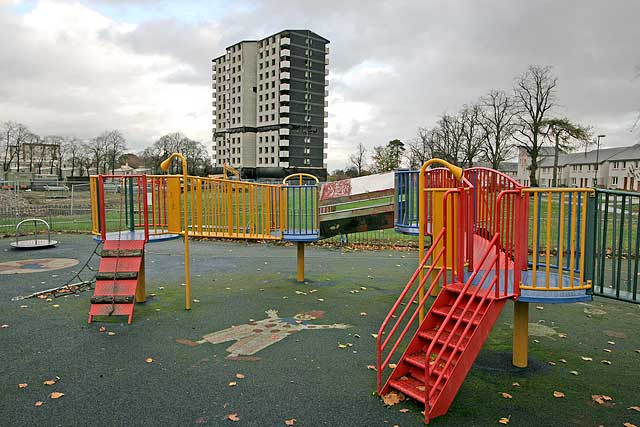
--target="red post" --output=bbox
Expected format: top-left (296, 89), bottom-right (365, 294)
top-left (142, 176), bottom-right (149, 242)
top-left (98, 176), bottom-right (106, 241)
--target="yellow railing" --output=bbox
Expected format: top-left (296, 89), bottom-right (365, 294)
top-left (521, 188), bottom-right (594, 291)
top-left (183, 176), bottom-right (284, 240)
top-left (89, 176), bottom-right (100, 236)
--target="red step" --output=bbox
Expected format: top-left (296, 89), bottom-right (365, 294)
top-left (94, 279), bottom-right (138, 296)
top-left (89, 303), bottom-right (135, 323)
top-left (99, 257), bottom-right (142, 273)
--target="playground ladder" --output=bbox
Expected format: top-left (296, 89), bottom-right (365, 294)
top-left (88, 240), bottom-right (146, 324)
top-left (380, 279), bottom-right (507, 420)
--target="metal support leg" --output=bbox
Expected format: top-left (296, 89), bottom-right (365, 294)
top-left (513, 301), bottom-right (529, 368)
top-left (297, 242), bottom-right (305, 282)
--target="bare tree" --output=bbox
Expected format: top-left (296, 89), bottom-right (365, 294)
top-left (101, 130), bottom-right (127, 174)
top-left (405, 127), bottom-right (436, 169)
top-left (348, 142), bottom-right (368, 176)
top-left (460, 104), bottom-right (483, 167)
top-left (62, 137), bottom-right (83, 177)
top-left (433, 113), bottom-right (465, 166)
top-left (142, 132), bottom-right (211, 175)
top-left (478, 89), bottom-right (517, 169)
top-left (1, 121), bottom-right (31, 174)
top-left (513, 65), bottom-right (558, 186)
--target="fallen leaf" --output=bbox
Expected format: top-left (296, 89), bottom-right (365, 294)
top-left (498, 416), bottom-right (510, 424)
top-left (500, 392), bottom-right (513, 399)
top-left (227, 413), bottom-right (240, 422)
top-left (623, 423), bottom-right (637, 427)
top-left (559, 359), bottom-right (567, 364)
top-left (107, 332), bottom-right (116, 336)
top-left (43, 379), bottom-right (57, 386)
top-left (558, 333), bottom-right (567, 338)
top-left (1, 324), bottom-right (8, 328)
top-left (580, 356), bottom-right (593, 361)
top-left (317, 298), bottom-right (325, 302)
top-left (388, 363), bottom-right (397, 369)
top-left (382, 391), bottom-right (405, 406)
top-left (235, 373), bottom-right (245, 379)
top-left (34, 401), bottom-right (43, 407)
top-left (548, 361), bottom-right (556, 366)
top-left (99, 326), bottom-right (106, 332)
top-left (553, 391), bottom-right (565, 398)
top-left (603, 348), bottom-right (612, 353)
top-left (50, 392), bottom-right (64, 399)
top-left (371, 334), bottom-right (378, 339)
top-left (52, 304), bottom-right (60, 308)
top-left (608, 341), bottom-right (616, 345)
top-left (533, 339), bottom-right (540, 343)
top-left (228, 381), bottom-right (237, 387)
top-left (570, 370), bottom-right (579, 375)
top-left (18, 383), bottom-right (28, 389)
top-left (601, 360), bottom-right (612, 365)
top-left (284, 419), bottom-right (296, 426)
top-left (399, 408), bottom-right (409, 413)
top-left (512, 382), bottom-right (520, 387)
top-left (636, 350), bottom-right (640, 354)
top-left (360, 312), bottom-right (367, 316)
top-left (628, 406), bottom-right (640, 412)
top-left (145, 358), bottom-right (153, 363)
top-left (338, 344), bottom-right (347, 349)
top-left (416, 385), bottom-right (426, 391)
top-left (536, 306), bottom-right (544, 310)
top-left (366, 365), bottom-right (377, 371)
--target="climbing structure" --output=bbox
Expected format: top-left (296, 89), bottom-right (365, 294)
top-left (379, 160), bottom-right (594, 423)
top-left (88, 162), bottom-right (322, 322)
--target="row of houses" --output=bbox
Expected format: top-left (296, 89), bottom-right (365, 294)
top-left (515, 143), bottom-right (640, 190)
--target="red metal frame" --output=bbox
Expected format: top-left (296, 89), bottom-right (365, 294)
top-left (96, 174), bottom-right (152, 243)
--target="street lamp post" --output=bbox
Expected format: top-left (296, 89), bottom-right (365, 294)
top-left (594, 134), bottom-right (606, 187)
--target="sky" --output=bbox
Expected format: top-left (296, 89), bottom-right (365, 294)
top-left (0, 0), bottom-right (639, 170)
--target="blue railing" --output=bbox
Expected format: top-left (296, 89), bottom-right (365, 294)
top-left (283, 184), bottom-right (319, 242)
top-left (394, 169), bottom-right (419, 235)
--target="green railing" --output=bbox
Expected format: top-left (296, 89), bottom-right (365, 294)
top-left (590, 188), bottom-right (640, 303)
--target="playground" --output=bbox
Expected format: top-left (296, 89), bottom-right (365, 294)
top-left (0, 235), bottom-right (638, 426)
top-left (1, 157), bottom-right (640, 426)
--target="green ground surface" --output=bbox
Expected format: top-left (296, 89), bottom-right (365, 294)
top-left (1, 235), bottom-right (639, 426)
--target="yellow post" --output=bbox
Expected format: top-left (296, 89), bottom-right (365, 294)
top-left (418, 159), bottom-right (463, 321)
top-left (297, 242), bottom-right (305, 282)
top-left (160, 153), bottom-right (191, 311)
top-left (135, 253), bottom-right (146, 303)
top-left (513, 301), bottom-right (529, 368)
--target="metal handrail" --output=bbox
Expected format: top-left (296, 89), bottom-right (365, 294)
top-left (15, 218), bottom-right (52, 245)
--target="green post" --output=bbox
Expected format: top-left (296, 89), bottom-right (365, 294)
top-left (584, 194), bottom-right (596, 288)
top-left (128, 177), bottom-right (135, 232)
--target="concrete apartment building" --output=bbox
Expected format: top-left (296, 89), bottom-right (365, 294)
top-left (212, 30), bottom-right (329, 180)
top-left (515, 143), bottom-right (640, 190)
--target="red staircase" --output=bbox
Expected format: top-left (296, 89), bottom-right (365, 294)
top-left (88, 240), bottom-right (146, 324)
top-left (378, 179), bottom-right (524, 423)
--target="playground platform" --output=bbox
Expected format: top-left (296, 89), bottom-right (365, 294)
top-left (1, 234), bottom-right (639, 427)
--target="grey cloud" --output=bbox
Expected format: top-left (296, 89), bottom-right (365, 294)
top-left (1, 0), bottom-right (639, 168)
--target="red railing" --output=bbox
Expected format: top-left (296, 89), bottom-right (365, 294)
top-left (96, 175), bottom-right (150, 242)
top-left (377, 188), bottom-right (461, 391)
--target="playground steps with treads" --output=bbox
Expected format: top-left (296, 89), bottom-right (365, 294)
top-left (382, 283), bottom-right (506, 421)
top-left (88, 240), bottom-right (145, 324)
